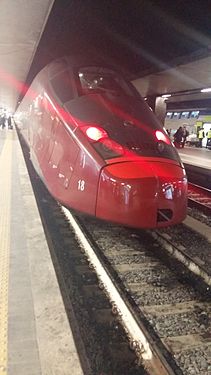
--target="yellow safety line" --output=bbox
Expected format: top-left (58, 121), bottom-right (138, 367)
top-left (0, 132), bottom-right (13, 375)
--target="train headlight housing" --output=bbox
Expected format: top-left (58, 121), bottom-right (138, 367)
top-left (83, 126), bottom-right (108, 142)
top-left (81, 125), bottom-right (124, 159)
top-left (155, 130), bottom-right (171, 145)
top-left (157, 142), bottom-right (165, 153)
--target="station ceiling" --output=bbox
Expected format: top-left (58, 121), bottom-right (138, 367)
top-left (0, 0), bottom-right (54, 113)
top-left (0, 0), bottom-right (211, 113)
top-left (133, 54), bottom-right (211, 103)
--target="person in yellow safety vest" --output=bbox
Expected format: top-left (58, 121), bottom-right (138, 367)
top-left (198, 127), bottom-right (205, 148)
top-left (206, 128), bottom-right (211, 148)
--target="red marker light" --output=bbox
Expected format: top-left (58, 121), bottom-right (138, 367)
top-left (82, 126), bottom-right (108, 142)
top-left (155, 130), bottom-right (171, 144)
top-left (81, 125), bottom-right (124, 156)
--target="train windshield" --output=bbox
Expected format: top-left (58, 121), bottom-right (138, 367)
top-left (77, 67), bottom-right (138, 98)
top-left (73, 67), bottom-right (180, 163)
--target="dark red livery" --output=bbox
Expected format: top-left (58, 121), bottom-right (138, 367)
top-left (16, 56), bottom-right (187, 228)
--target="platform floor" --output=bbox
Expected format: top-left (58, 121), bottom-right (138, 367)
top-left (179, 146), bottom-right (211, 170)
top-left (0, 129), bottom-right (84, 375)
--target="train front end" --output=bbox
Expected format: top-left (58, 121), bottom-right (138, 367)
top-left (73, 65), bottom-right (187, 229)
top-left (96, 158), bottom-right (187, 228)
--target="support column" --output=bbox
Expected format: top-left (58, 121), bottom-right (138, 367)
top-left (155, 96), bottom-right (167, 125)
top-left (145, 95), bottom-right (156, 112)
top-left (146, 95), bottom-right (167, 125)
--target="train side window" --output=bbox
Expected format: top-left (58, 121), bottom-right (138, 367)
top-left (42, 96), bottom-right (56, 133)
top-left (172, 112), bottom-right (180, 119)
top-left (190, 111), bottom-right (199, 118)
top-left (181, 111), bottom-right (190, 119)
top-left (32, 95), bottom-right (43, 113)
top-left (166, 112), bottom-right (173, 119)
top-left (51, 70), bottom-right (74, 104)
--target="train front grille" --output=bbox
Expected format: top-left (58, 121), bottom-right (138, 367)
top-left (157, 209), bottom-right (173, 222)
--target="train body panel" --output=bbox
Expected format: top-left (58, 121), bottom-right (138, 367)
top-left (96, 160), bottom-right (187, 228)
top-left (15, 56), bottom-right (187, 229)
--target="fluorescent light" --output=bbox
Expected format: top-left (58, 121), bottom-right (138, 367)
top-left (161, 94), bottom-right (171, 98)
top-left (201, 88), bottom-right (211, 93)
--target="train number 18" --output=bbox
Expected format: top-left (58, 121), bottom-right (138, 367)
top-left (78, 179), bottom-right (85, 191)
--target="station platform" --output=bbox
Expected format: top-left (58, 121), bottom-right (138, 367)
top-left (178, 146), bottom-right (211, 170)
top-left (0, 128), bottom-right (84, 375)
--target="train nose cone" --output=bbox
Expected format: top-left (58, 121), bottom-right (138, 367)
top-left (96, 160), bottom-right (187, 229)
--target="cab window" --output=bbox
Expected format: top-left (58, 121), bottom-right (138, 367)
top-left (77, 66), bottom-right (139, 98)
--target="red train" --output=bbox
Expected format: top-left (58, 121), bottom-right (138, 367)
top-left (15, 56), bottom-right (187, 228)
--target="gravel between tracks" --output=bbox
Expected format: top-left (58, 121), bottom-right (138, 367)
top-left (157, 221), bottom-right (211, 275)
top-left (187, 206), bottom-right (211, 227)
top-left (79, 216), bottom-right (211, 375)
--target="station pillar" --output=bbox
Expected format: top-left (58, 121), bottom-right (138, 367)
top-left (146, 95), bottom-right (167, 125)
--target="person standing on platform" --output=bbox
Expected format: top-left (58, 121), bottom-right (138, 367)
top-left (198, 127), bottom-right (205, 148)
top-left (7, 116), bottom-right (12, 129)
top-left (181, 125), bottom-right (189, 148)
top-left (206, 128), bottom-right (211, 149)
top-left (173, 126), bottom-right (183, 148)
top-left (0, 115), bottom-right (6, 129)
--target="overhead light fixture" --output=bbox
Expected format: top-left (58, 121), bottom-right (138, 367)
top-left (201, 88), bottom-right (211, 93)
top-left (161, 94), bottom-right (171, 98)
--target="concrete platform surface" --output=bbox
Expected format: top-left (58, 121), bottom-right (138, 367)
top-left (0, 128), bottom-right (84, 375)
top-left (179, 146), bottom-right (211, 170)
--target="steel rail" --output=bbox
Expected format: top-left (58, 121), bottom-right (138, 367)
top-left (188, 182), bottom-right (211, 216)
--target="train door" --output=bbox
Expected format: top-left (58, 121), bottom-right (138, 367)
top-left (33, 94), bottom-right (43, 147)
top-left (31, 92), bottom-right (61, 177)
top-left (46, 119), bottom-right (79, 200)
top-left (39, 94), bottom-right (58, 169)
top-left (29, 93), bottom-right (44, 173)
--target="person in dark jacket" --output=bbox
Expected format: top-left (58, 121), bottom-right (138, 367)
top-left (174, 127), bottom-right (183, 148)
top-left (181, 126), bottom-right (189, 148)
top-left (7, 116), bottom-right (12, 129)
top-left (0, 115), bottom-right (6, 129)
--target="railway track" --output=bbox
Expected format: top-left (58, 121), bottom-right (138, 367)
top-left (188, 183), bottom-right (211, 216)
top-left (63, 211), bottom-right (211, 375)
